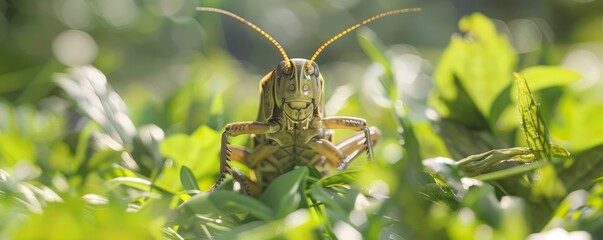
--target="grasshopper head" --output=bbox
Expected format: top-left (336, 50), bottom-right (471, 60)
top-left (197, 7), bottom-right (421, 123)
top-left (274, 58), bottom-right (322, 122)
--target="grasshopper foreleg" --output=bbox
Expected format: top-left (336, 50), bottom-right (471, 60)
top-left (209, 121), bottom-right (281, 192)
top-left (335, 126), bottom-right (381, 169)
top-left (313, 117), bottom-right (379, 169)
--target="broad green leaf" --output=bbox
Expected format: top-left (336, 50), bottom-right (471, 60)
top-left (519, 66), bottom-right (581, 91)
top-left (436, 120), bottom-right (505, 160)
top-left (432, 13), bottom-right (516, 123)
top-left (260, 167), bottom-right (308, 218)
top-left (159, 125), bottom-right (222, 190)
top-left (438, 77), bottom-right (490, 131)
top-left (552, 96), bottom-right (603, 151)
top-left (515, 72), bottom-right (550, 160)
top-left (179, 192), bottom-right (275, 221)
top-left (559, 144), bottom-right (603, 191)
top-left (179, 165), bottom-right (199, 191)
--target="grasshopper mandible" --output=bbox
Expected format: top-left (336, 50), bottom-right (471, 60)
top-left (197, 7), bottom-right (421, 196)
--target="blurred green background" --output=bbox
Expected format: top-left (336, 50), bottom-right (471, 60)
top-left (1, 0), bottom-right (602, 110)
top-left (2, 0), bottom-right (603, 155)
top-left (1, 0), bottom-right (603, 239)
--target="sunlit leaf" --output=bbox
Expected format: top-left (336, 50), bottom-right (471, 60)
top-left (519, 66), bottom-right (581, 91)
top-left (260, 167), bottom-right (308, 218)
top-left (159, 125), bottom-right (223, 190)
top-left (514, 72), bottom-right (550, 160)
top-left (315, 169), bottom-right (359, 187)
top-left (432, 13), bottom-right (516, 122)
top-left (0, 132), bottom-right (35, 166)
top-left (547, 185), bottom-right (603, 232)
top-left (215, 209), bottom-right (323, 240)
top-left (179, 165), bottom-right (200, 192)
top-left (553, 96), bottom-right (603, 151)
top-left (357, 28), bottom-right (421, 163)
top-left (178, 192), bottom-right (275, 221)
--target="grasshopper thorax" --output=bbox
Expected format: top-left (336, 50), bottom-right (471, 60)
top-left (274, 58), bottom-right (321, 124)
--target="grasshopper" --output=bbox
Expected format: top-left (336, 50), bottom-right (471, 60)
top-left (197, 7), bottom-right (421, 196)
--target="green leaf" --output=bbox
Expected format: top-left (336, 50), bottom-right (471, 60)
top-left (553, 96), bottom-right (603, 151)
top-left (547, 185), bottom-right (603, 232)
top-left (179, 192), bottom-right (275, 221)
top-left (357, 28), bottom-right (395, 101)
top-left (432, 13), bottom-right (516, 122)
top-left (214, 209), bottom-right (324, 240)
top-left (357, 29), bottom-right (390, 71)
top-left (457, 147), bottom-right (534, 176)
top-left (260, 167), bottom-right (308, 218)
top-left (357, 28), bottom-right (422, 163)
top-left (105, 177), bottom-right (153, 191)
top-left (159, 125), bottom-right (222, 190)
top-left (439, 77), bottom-right (490, 130)
top-left (315, 169), bottom-right (359, 187)
top-left (514, 72), bottom-right (551, 160)
top-left (0, 132), bottom-right (35, 166)
top-left (559, 144), bottom-right (603, 191)
top-left (519, 66), bottom-right (581, 91)
top-left (436, 120), bottom-right (505, 160)
top-left (207, 92), bottom-right (224, 130)
top-left (422, 157), bottom-right (466, 196)
top-left (179, 165), bottom-right (199, 192)
top-left (87, 148), bottom-right (122, 171)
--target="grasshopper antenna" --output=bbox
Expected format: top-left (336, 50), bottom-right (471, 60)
top-left (307, 7), bottom-right (422, 68)
top-left (197, 7), bottom-right (291, 68)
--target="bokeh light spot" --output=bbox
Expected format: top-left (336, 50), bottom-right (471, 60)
top-left (98, 0), bottom-right (139, 30)
top-left (52, 30), bottom-right (98, 66)
top-left (53, 0), bottom-right (92, 29)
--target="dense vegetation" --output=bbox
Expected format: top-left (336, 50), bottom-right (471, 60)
top-left (1, 1), bottom-right (603, 239)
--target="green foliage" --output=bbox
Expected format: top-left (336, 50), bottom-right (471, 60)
top-left (1, 7), bottom-right (603, 240)
top-left (432, 13), bottom-right (516, 125)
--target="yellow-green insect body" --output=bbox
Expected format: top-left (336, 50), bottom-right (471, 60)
top-left (198, 7), bottom-right (420, 196)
